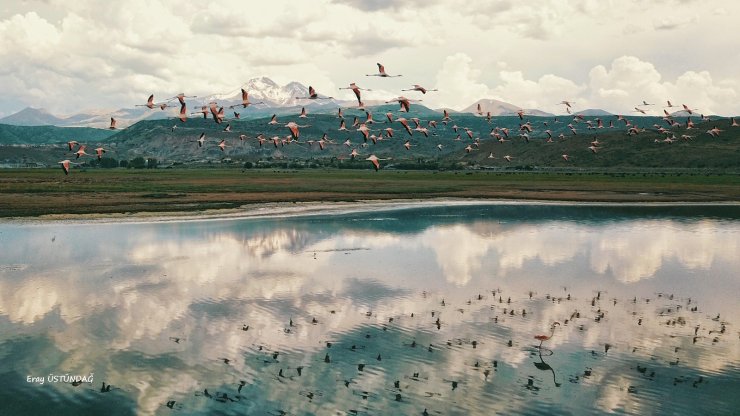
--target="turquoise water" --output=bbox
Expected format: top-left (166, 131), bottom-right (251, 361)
top-left (0, 203), bottom-right (738, 415)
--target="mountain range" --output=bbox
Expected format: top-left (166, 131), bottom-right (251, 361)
top-left (0, 77), bottom-right (616, 128)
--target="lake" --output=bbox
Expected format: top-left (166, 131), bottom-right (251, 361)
top-left (1, 202), bottom-right (738, 415)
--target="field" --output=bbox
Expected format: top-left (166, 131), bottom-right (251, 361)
top-left (1, 168), bottom-right (739, 217)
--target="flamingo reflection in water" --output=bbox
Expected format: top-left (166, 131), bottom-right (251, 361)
top-left (533, 348), bottom-right (562, 387)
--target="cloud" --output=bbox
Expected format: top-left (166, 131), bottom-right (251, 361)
top-left (431, 53), bottom-right (740, 114)
top-left (434, 53), bottom-right (495, 110)
top-left (342, 29), bottom-right (413, 57)
top-left (492, 71), bottom-right (587, 111)
top-left (653, 16), bottom-right (697, 30)
top-left (0, 0), bottom-right (739, 117)
top-left (586, 56), bottom-right (738, 115)
top-left (333, 0), bottom-right (438, 12)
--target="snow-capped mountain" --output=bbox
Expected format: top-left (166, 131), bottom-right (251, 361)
top-left (207, 77), bottom-right (340, 108)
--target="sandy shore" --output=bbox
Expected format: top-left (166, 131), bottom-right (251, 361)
top-left (6, 198), bottom-right (740, 224)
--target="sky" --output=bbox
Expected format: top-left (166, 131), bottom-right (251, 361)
top-left (0, 0), bottom-right (738, 118)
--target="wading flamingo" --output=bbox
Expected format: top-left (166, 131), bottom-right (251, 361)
top-left (535, 322), bottom-right (560, 349)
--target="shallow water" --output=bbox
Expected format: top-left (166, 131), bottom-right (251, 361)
top-left (0, 203), bottom-right (739, 415)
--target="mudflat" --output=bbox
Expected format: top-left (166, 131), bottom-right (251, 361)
top-left (1, 168), bottom-right (738, 218)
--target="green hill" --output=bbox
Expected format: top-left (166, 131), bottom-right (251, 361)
top-left (0, 123), bottom-right (116, 145)
top-left (2, 107), bottom-right (738, 171)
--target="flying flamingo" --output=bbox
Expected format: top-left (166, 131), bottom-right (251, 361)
top-left (403, 140), bottom-right (415, 150)
top-left (286, 121), bottom-right (310, 139)
top-left (171, 93), bottom-right (196, 105)
top-left (58, 160), bottom-right (80, 175)
top-left (229, 89), bottom-right (263, 108)
top-left (109, 117), bottom-right (117, 130)
top-left (442, 109), bottom-right (451, 121)
top-left (562, 154), bottom-right (570, 162)
top-left (559, 100), bottom-right (574, 108)
top-left (209, 103), bottom-right (224, 124)
top-left (401, 85), bottom-right (437, 94)
top-left (339, 83), bottom-right (371, 106)
top-left (633, 107), bottom-right (647, 115)
top-left (397, 118), bottom-right (413, 136)
top-left (357, 123), bottom-right (371, 141)
top-left (503, 155), bottom-right (513, 162)
top-left (534, 322), bottom-right (560, 349)
top-left (337, 108), bottom-right (344, 118)
top-left (350, 149), bottom-right (360, 160)
top-left (365, 154), bottom-right (390, 171)
top-left (177, 102), bottom-right (187, 122)
top-left (366, 63), bottom-right (401, 77)
top-left (297, 86), bottom-right (333, 100)
top-left (135, 94), bottom-right (158, 109)
top-left (67, 141), bottom-right (79, 151)
top-left (191, 105), bottom-right (208, 119)
top-left (299, 107), bottom-right (310, 118)
top-left (223, 123), bottom-right (231, 132)
top-left (415, 126), bottom-right (429, 137)
top-left (476, 103), bottom-right (483, 116)
top-left (218, 139), bottom-right (228, 151)
top-left (74, 146), bottom-right (90, 159)
top-left (706, 127), bottom-right (722, 137)
top-left (268, 114), bottom-right (279, 125)
top-left (338, 119), bottom-right (348, 131)
top-left (682, 104), bottom-right (697, 115)
top-left (196, 132), bottom-right (206, 147)
top-left (731, 117), bottom-right (739, 127)
top-left (387, 96), bottom-right (420, 112)
top-left (94, 147), bottom-right (106, 160)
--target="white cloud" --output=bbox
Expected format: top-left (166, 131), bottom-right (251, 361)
top-left (431, 53), bottom-right (739, 115)
top-left (434, 53), bottom-right (495, 110)
top-left (0, 1), bottom-right (739, 117)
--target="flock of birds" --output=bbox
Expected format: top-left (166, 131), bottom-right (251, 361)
top-left (77, 286), bottom-right (733, 414)
top-left (56, 62), bottom-right (738, 175)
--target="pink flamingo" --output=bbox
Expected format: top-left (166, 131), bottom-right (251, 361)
top-left (297, 86), bottom-right (333, 100)
top-left (401, 85), bottom-right (437, 94)
top-left (366, 63), bottom-right (401, 77)
top-left (365, 154), bottom-right (391, 171)
top-left (534, 322), bottom-right (560, 349)
top-left (58, 160), bottom-right (80, 175)
top-left (339, 83), bottom-right (371, 106)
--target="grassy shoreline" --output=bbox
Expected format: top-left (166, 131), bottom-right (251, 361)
top-left (1, 168), bottom-right (739, 218)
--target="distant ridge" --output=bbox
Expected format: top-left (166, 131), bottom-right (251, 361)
top-left (461, 99), bottom-right (553, 117)
top-left (573, 109), bottom-right (613, 116)
top-left (0, 107), bottom-right (66, 126)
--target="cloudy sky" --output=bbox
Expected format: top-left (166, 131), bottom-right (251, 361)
top-left (0, 0), bottom-right (738, 117)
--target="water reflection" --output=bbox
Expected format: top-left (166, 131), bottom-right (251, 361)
top-left (0, 203), bottom-right (738, 415)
